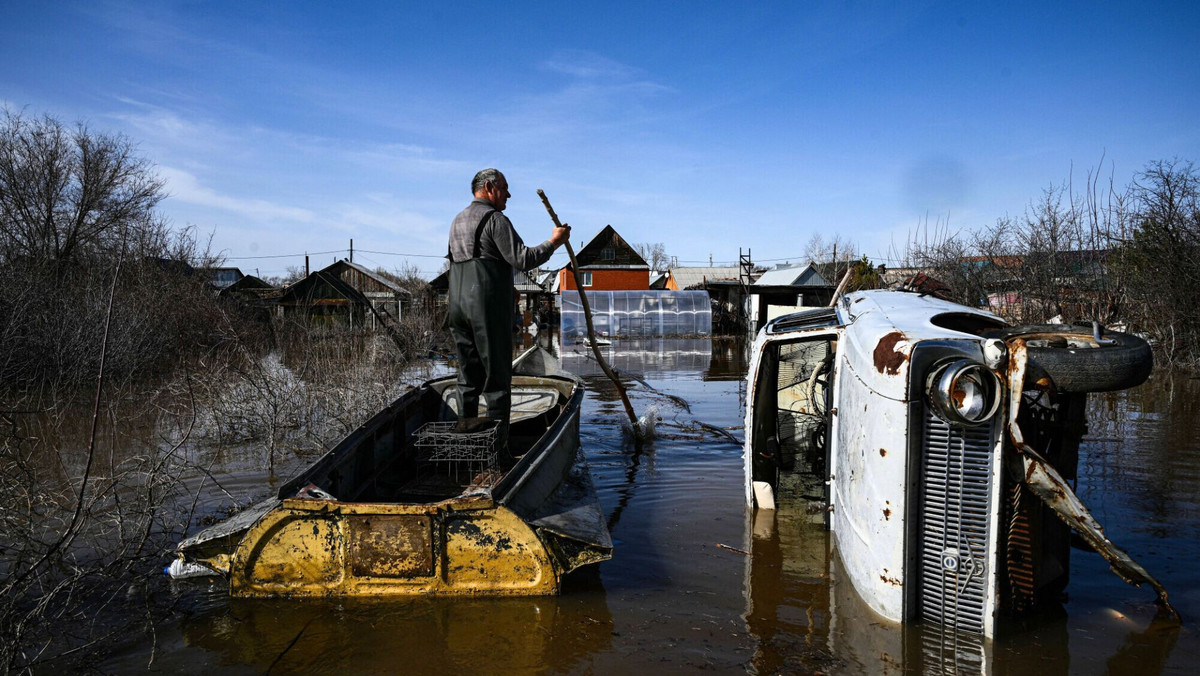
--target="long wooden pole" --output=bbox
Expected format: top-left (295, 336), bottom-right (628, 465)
top-left (538, 189), bottom-right (641, 438)
top-left (828, 268), bottom-right (853, 307)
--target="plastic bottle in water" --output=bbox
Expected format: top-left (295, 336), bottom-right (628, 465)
top-left (164, 558), bottom-right (216, 579)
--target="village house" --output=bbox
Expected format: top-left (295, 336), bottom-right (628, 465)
top-left (218, 274), bottom-right (275, 299)
top-left (217, 275), bottom-right (278, 322)
top-left (556, 225), bottom-right (649, 291)
top-left (205, 266), bottom-right (245, 290)
top-left (277, 259), bottom-right (411, 330)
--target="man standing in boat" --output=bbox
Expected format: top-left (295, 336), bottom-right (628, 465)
top-left (447, 168), bottom-right (570, 452)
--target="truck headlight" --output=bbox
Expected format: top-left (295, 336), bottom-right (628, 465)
top-left (927, 359), bottom-right (1001, 426)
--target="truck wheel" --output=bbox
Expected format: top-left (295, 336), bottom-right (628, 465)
top-left (983, 324), bottom-right (1153, 392)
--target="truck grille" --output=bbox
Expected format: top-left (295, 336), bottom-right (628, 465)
top-left (916, 409), bottom-right (996, 636)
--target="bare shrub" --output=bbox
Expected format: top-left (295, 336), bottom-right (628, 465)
top-left (0, 254), bottom-right (238, 393)
top-left (0, 372), bottom-right (201, 672)
top-left (183, 314), bottom-right (442, 471)
top-left (1116, 159), bottom-right (1200, 367)
top-left (0, 108), bottom-right (449, 670)
top-left (384, 262), bottom-right (447, 360)
top-left (0, 307), bottom-right (442, 672)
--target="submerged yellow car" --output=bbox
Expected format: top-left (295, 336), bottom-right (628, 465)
top-left (173, 347), bottom-right (611, 597)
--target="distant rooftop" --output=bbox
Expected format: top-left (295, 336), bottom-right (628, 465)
top-left (754, 262), bottom-right (831, 287)
top-left (328, 259), bottom-right (412, 297)
top-left (667, 266), bottom-right (741, 289)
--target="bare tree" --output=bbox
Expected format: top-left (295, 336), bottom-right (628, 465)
top-left (0, 109), bottom-right (166, 264)
top-left (896, 159), bottom-right (1200, 364)
top-left (803, 233), bottom-right (858, 265)
top-left (803, 233), bottom-right (860, 289)
top-left (261, 265), bottom-right (308, 287)
top-left (385, 261), bottom-right (430, 297)
top-left (634, 242), bottom-right (670, 271)
top-left (0, 109), bottom-right (230, 390)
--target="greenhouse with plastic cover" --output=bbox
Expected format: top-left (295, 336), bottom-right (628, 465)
top-left (560, 290), bottom-right (711, 337)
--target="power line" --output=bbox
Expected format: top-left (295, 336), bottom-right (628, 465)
top-left (222, 239), bottom-right (583, 263)
top-left (224, 245), bottom-right (917, 268)
top-left (225, 248), bottom-right (344, 261)
top-left (356, 249), bottom-right (447, 259)
top-left (226, 247), bottom-right (453, 262)
top-left (741, 252), bottom-right (916, 265)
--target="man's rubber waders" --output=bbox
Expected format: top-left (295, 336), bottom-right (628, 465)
top-left (448, 255), bottom-right (514, 442)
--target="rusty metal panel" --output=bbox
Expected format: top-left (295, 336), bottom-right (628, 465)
top-left (1002, 481), bottom-right (1036, 612)
top-left (829, 330), bottom-right (911, 625)
top-left (347, 515), bottom-right (434, 579)
top-left (229, 500), bottom-right (563, 596)
top-left (443, 510), bottom-right (556, 593)
top-left (235, 515), bottom-right (345, 594)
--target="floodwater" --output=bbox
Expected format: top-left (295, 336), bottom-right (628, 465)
top-left (100, 337), bottom-right (1200, 674)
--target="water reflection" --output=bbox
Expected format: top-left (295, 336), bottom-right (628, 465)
top-left (742, 508), bottom-right (840, 673)
top-left (744, 505), bottom-right (1187, 675)
top-left (561, 337), bottom-right (714, 377)
top-left (176, 584), bottom-right (614, 675)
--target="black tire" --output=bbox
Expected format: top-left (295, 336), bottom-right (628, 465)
top-left (982, 324), bottom-right (1153, 392)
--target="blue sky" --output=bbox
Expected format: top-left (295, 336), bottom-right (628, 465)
top-left (3, 1), bottom-right (1198, 278)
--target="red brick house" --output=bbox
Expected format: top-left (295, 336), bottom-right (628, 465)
top-left (557, 225), bottom-right (649, 291)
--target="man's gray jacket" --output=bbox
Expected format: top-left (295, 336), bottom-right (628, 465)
top-left (447, 198), bottom-right (555, 268)
top-left (446, 198), bottom-right (556, 435)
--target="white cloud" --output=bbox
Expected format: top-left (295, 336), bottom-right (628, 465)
top-left (342, 143), bottom-right (472, 178)
top-left (542, 50), bottom-right (642, 80)
top-left (487, 50), bottom-right (674, 143)
top-left (159, 166), bottom-right (316, 224)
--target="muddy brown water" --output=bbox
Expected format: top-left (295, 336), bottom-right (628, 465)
top-left (97, 338), bottom-right (1199, 674)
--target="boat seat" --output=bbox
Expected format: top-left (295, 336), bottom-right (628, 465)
top-left (440, 386), bottom-right (561, 423)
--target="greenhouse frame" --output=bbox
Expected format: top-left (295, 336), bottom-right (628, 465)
top-left (560, 290), bottom-right (712, 337)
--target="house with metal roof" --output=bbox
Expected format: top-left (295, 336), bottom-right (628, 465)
top-left (663, 266), bottom-right (740, 290)
top-left (748, 262), bottom-right (835, 331)
top-left (753, 262), bottom-right (831, 287)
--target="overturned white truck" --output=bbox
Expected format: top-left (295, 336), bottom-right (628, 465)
top-left (744, 288), bottom-right (1173, 638)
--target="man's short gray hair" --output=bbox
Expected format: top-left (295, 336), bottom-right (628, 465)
top-left (472, 168), bottom-right (504, 194)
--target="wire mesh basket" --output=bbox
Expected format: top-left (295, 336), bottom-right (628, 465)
top-left (414, 420), bottom-right (499, 477)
